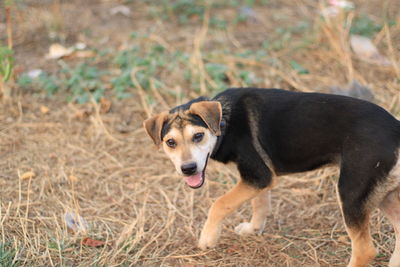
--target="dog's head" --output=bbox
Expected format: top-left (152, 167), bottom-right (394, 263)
top-left (143, 98), bottom-right (222, 189)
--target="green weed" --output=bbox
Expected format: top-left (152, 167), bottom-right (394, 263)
top-left (112, 44), bottom-right (188, 97)
top-left (17, 72), bottom-right (60, 96)
top-left (350, 15), bottom-right (396, 37)
top-left (0, 243), bottom-right (19, 267)
top-left (290, 60), bottom-right (309, 75)
top-left (161, 0), bottom-right (205, 24)
top-left (60, 62), bottom-right (106, 103)
top-left (0, 47), bottom-right (14, 84)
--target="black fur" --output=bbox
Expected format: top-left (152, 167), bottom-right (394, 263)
top-left (209, 88), bottom-right (400, 227)
top-left (161, 97), bottom-right (209, 140)
top-left (169, 96), bottom-right (209, 113)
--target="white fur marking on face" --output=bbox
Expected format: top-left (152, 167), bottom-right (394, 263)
top-left (184, 125), bottom-right (217, 174)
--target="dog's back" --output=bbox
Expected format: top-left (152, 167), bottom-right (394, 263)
top-left (213, 88), bottom-right (400, 174)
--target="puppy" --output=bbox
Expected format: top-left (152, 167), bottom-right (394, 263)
top-left (144, 88), bottom-right (400, 267)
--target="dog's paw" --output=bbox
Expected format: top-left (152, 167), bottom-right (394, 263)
top-left (234, 222), bottom-right (256, 236)
top-left (198, 227), bottom-right (220, 250)
top-left (235, 222), bottom-right (265, 236)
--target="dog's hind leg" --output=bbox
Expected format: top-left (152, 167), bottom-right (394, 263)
top-left (338, 153), bottom-right (380, 267)
top-left (380, 186), bottom-right (400, 267)
top-left (338, 182), bottom-right (377, 266)
top-left (344, 218), bottom-right (376, 267)
top-left (235, 189), bottom-right (271, 235)
top-left (198, 181), bottom-right (260, 250)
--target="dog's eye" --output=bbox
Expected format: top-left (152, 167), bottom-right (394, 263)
top-left (193, 132), bottom-right (204, 143)
top-left (166, 139), bottom-right (177, 148)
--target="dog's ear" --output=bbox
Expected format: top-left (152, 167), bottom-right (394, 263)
top-left (189, 101), bottom-right (222, 136)
top-left (143, 111), bottom-right (169, 147)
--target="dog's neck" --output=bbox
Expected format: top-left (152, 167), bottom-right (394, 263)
top-left (211, 120), bottom-right (226, 158)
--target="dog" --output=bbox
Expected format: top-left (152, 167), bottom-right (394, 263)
top-left (143, 88), bottom-right (400, 267)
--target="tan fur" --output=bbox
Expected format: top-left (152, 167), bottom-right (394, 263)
top-left (189, 101), bottom-right (222, 136)
top-left (247, 107), bottom-right (276, 176)
top-left (235, 189), bottom-right (271, 235)
top-left (346, 221), bottom-right (377, 267)
top-left (335, 152), bottom-right (400, 267)
top-left (143, 111), bottom-right (169, 147)
top-left (198, 181), bottom-right (260, 250)
top-left (365, 152), bottom-right (400, 213)
top-left (168, 111), bottom-right (192, 130)
top-left (380, 186), bottom-right (400, 267)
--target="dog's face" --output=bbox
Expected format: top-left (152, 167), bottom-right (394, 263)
top-left (143, 100), bottom-right (222, 189)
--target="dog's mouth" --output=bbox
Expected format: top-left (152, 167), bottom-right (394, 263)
top-left (184, 154), bottom-right (210, 189)
top-left (185, 171), bottom-right (205, 189)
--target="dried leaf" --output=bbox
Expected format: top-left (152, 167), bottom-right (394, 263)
top-left (350, 35), bottom-right (391, 66)
top-left (338, 235), bottom-right (348, 243)
top-left (110, 5), bottom-right (131, 16)
top-left (67, 50), bottom-right (96, 59)
top-left (64, 212), bottom-right (88, 233)
top-left (20, 171), bottom-right (35, 180)
top-left (46, 44), bottom-right (73, 59)
top-left (226, 244), bottom-right (240, 253)
top-left (73, 109), bottom-right (91, 120)
top-left (40, 105), bottom-right (50, 114)
top-left (81, 237), bottom-right (106, 247)
top-left (100, 98), bottom-right (111, 113)
top-left (68, 175), bottom-right (78, 183)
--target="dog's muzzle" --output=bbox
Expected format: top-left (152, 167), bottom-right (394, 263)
top-left (184, 153), bottom-right (210, 189)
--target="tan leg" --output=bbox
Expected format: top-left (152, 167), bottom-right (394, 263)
top-left (198, 181), bottom-right (260, 250)
top-left (235, 189), bottom-right (271, 235)
top-left (380, 187), bottom-right (400, 267)
top-left (346, 218), bottom-right (377, 267)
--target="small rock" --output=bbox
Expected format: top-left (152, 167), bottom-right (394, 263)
top-left (330, 80), bottom-right (375, 102)
top-left (110, 5), bottom-right (131, 17)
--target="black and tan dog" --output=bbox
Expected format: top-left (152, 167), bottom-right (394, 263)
top-left (144, 88), bottom-right (400, 267)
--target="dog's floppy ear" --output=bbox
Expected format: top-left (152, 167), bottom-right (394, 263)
top-left (143, 111), bottom-right (169, 147)
top-left (189, 101), bottom-right (222, 136)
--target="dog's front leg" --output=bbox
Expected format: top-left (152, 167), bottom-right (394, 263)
top-left (198, 181), bottom-right (260, 250)
top-left (235, 189), bottom-right (271, 235)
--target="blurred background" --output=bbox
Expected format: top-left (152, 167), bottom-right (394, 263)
top-left (0, 0), bottom-right (399, 266)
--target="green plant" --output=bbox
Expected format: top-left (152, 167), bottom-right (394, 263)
top-left (238, 69), bottom-right (258, 85)
top-left (290, 60), bottom-right (309, 74)
top-left (205, 63), bottom-right (228, 90)
top-left (112, 44), bottom-right (188, 97)
top-left (209, 17), bottom-right (227, 30)
top-left (60, 63), bottom-right (106, 103)
top-left (0, 0), bottom-right (15, 98)
top-left (0, 243), bottom-right (19, 267)
top-left (161, 0), bottom-right (205, 24)
top-left (17, 72), bottom-right (60, 96)
top-left (0, 47), bottom-right (14, 84)
top-left (349, 15), bottom-right (394, 37)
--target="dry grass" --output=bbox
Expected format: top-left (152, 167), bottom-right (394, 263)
top-left (1, 0), bottom-right (400, 266)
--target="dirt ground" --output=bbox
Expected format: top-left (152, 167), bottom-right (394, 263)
top-left (1, 0), bottom-right (400, 266)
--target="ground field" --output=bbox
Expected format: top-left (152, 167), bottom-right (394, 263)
top-left (1, 0), bottom-right (400, 266)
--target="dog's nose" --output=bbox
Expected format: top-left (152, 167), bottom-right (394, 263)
top-left (181, 162), bottom-right (197, 175)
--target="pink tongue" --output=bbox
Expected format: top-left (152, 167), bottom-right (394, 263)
top-left (185, 173), bottom-right (203, 187)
